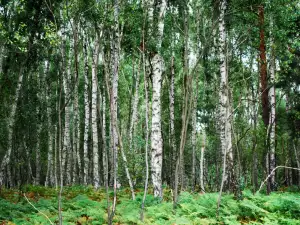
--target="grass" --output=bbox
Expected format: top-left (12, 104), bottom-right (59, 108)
top-left (0, 186), bottom-right (300, 224)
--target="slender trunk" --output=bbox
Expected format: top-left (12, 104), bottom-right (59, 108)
top-left (63, 48), bottom-right (72, 185)
top-left (83, 36), bottom-right (90, 185)
top-left (191, 75), bottom-right (198, 191)
top-left (117, 125), bottom-right (135, 199)
top-left (60, 25), bottom-right (71, 185)
top-left (72, 22), bottom-right (80, 184)
top-left (0, 69), bottom-right (24, 186)
top-left (200, 131), bottom-right (206, 192)
top-left (58, 54), bottom-right (63, 225)
top-left (45, 60), bottom-right (54, 187)
top-left (92, 35), bottom-right (100, 189)
top-left (109, 1), bottom-right (120, 223)
top-left (35, 98), bottom-right (42, 185)
top-left (141, 32), bottom-right (149, 220)
top-left (129, 58), bottom-right (141, 151)
top-left (169, 55), bottom-right (176, 189)
top-left (259, 5), bottom-right (269, 127)
top-left (217, 0), bottom-right (232, 213)
top-left (268, 16), bottom-right (276, 190)
top-left (174, 9), bottom-right (194, 204)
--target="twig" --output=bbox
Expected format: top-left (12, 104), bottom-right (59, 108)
top-left (23, 193), bottom-right (54, 225)
top-left (256, 166), bottom-right (300, 194)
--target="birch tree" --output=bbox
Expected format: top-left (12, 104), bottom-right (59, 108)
top-left (268, 16), bottom-right (276, 190)
top-left (150, 0), bottom-right (166, 199)
top-left (0, 70), bottom-right (24, 185)
top-left (45, 60), bottom-right (55, 187)
top-left (217, 0), bottom-right (234, 210)
top-left (91, 34), bottom-right (100, 189)
top-left (83, 35), bottom-right (90, 185)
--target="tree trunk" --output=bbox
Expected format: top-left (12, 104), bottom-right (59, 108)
top-left (0, 69), bottom-right (24, 186)
top-left (72, 22), bottom-right (81, 185)
top-left (191, 74), bottom-right (199, 191)
top-left (45, 60), bottom-right (55, 187)
top-left (217, 0), bottom-right (234, 212)
top-left (169, 55), bottom-right (176, 189)
top-left (129, 58), bottom-right (141, 151)
top-left (150, 0), bottom-right (166, 199)
top-left (141, 33), bottom-right (150, 219)
top-left (109, 1), bottom-right (120, 223)
top-left (151, 54), bottom-right (164, 198)
top-left (92, 35), bottom-right (100, 189)
top-left (63, 46), bottom-right (72, 185)
top-left (259, 5), bottom-right (269, 127)
top-left (200, 131), bottom-right (206, 192)
top-left (83, 36), bottom-right (90, 185)
top-left (268, 16), bottom-right (276, 190)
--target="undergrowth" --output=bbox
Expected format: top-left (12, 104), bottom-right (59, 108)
top-left (0, 186), bottom-right (300, 224)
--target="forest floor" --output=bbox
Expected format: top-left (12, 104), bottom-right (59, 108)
top-left (0, 185), bottom-right (300, 225)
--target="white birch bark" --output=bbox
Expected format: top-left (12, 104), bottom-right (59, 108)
top-left (269, 17), bottom-right (276, 189)
top-left (150, 0), bottom-right (166, 198)
top-left (0, 70), bottom-right (24, 185)
top-left (141, 41), bottom-right (150, 219)
top-left (145, 0), bottom-right (154, 35)
top-left (218, 0), bottom-right (233, 185)
top-left (44, 60), bottom-right (55, 187)
top-left (156, 0), bottom-right (167, 50)
top-left (200, 131), bottom-right (206, 192)
top-left (63, 46), bottom-right (72, 185)
top-left (151, 54), bottom-right (164, 198)
top-left (72, 25), bottom-right (80, 184)
top-left (102, 82), bottom-right (108, 187)
top-left (54, 124), bottom-right (58, 189)
top-left (169, 55), bottom-right (176, 188)
top-left (109, 1), bottom-right (120, 222)
top-left (112, 0), bottom-right (120, 193)
top-left (217, 0), bottom-right (233, 209)
top-left (83, 36), bottom-right (90, 185)
top-left (91, 35), bottom-right (100, 189)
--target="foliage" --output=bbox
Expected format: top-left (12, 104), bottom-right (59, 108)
top-left (1, 186), bottom-right (300, 224)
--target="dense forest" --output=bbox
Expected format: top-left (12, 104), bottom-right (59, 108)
top-left (0, 0), bottom-right (299, 224)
